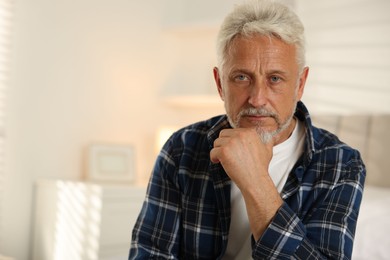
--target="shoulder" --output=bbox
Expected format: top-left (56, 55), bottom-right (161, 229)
top-left (311, 126), bottom-right (363, 167)
top-left (168, 115), bottom-right (227, 148)
top-left (155, 115), bottom-right (227, 187)
top-left (306, 125), bottom-right (366, 194)
top-left (295, 102), bottom-right (365, 184)
top-left (295, 101), bottom-right (363, 167)
top-left (161, 115), bottom-right (227, 157)
top-left (176, 115), bottom-right (227, 135)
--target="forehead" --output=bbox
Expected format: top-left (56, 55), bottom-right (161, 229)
top-left (225, 34), bottom-right (298, 72)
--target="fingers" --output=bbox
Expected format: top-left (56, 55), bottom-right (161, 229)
top-left (210, 127), bottom-right (274, 165)
top-left (210, 128), bottom-right (248, 164)
top-left (210, 147), bottom-right (220, 163)
top-left (210, 130), bottom-right (232, 164)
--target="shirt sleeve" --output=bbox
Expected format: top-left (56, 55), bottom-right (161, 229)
top-left (252, 156), bottom-right (365, 259)
top-left (129, 139), bottom-right (181, 259)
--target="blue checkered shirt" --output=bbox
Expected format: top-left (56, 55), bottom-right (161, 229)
top-left (129, 101), bottom-right (365, 259)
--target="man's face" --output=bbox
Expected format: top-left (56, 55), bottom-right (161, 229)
top-left (214, 34), bottom-right (308, 144)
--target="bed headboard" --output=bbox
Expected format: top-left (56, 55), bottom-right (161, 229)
top-left (311, 114), bottom-right (390, 188)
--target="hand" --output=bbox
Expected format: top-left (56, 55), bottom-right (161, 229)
top-left (210, 127), bottom-right (273, 190)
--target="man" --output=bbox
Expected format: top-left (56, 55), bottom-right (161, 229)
top-left (129, 0), bottom-right (365, 259)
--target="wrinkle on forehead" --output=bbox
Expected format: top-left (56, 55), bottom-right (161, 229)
top-left (224, 34), bottom-right (298, 77)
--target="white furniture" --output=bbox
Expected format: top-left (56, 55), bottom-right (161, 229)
top-left (31, 180), bottom-right (146, 260)
top-left (352, 185), bottom-right (390, 260)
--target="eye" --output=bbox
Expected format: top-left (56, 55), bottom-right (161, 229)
top-left (234, 74), bottom-right (249, 82)
top-left (269, 75), bottom-right (282, 83)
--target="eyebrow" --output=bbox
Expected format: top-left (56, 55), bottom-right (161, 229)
top-left (229, 68), bottom-right (252, 75)
top-left (229, 68), bottom-right (290, 77)
top-left (267, 69), bottom-right (290, 76)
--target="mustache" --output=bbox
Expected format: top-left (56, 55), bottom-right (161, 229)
top-left (238, 107), bottom-right (278, 119)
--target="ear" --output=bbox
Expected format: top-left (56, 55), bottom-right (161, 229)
top-left (296, 66), bottom-right (309, 100)
top-left (213, 67), bottom-right (225, 101)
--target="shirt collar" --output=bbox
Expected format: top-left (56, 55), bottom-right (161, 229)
top-left (207, 115), bottom-right (231, 150)
top-left (294, 101), bottom-right (315, 166)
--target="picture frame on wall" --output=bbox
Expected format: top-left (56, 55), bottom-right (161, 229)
top-left (87, 144), bottom-right (136, 182)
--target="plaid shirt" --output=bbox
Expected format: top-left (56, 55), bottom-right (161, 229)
top-left (129, 101), bottom-right (365, 259)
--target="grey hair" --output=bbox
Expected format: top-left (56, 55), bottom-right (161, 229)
top-left (216, 0), bottom-right (306, 72)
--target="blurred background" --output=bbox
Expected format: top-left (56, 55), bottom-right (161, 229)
top-left (0, 0), bottom-right (389, 259)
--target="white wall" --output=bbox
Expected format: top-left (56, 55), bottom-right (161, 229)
top-left (1, 0), bottom-right (229, 258)
top-left (1, 0), bottom-right (390, 259)
top-left (297, 0), bottom-right (390, 114)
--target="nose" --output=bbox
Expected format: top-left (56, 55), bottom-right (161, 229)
top-left (248, 80), bottom-right (268, 108)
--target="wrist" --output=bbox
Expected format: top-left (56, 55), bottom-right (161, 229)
top-left (240, 175), bottom-right (283, 240)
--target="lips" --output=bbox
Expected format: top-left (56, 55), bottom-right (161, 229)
top-left (246, 115), bottom-right (268, 119)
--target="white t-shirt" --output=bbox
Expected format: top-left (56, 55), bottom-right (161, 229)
top-left (223, 119), bottom-right (306, 259)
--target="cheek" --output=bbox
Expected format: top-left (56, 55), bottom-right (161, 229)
top-left (227, 87), bottom-right (248, 103)
top-left (269, 92), bottom-right (296, 116)
top-left (281, 95), bottom-right (298, 117)
top-left (226, 91), bottom-right (247, 112)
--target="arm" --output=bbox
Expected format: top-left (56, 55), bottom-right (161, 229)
top-left (129, 140), bottom-right (181, 259)
top-left (210, 128), bottom-right (365, 259)
top-left (253, 160), bottom-right (365, 259)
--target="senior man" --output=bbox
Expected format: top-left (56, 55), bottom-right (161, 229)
top-left (129, 0), bottom-right (365, 259)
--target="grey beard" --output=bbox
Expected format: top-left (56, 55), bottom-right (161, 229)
top-left (227, 104), bottom-right (297, 144)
